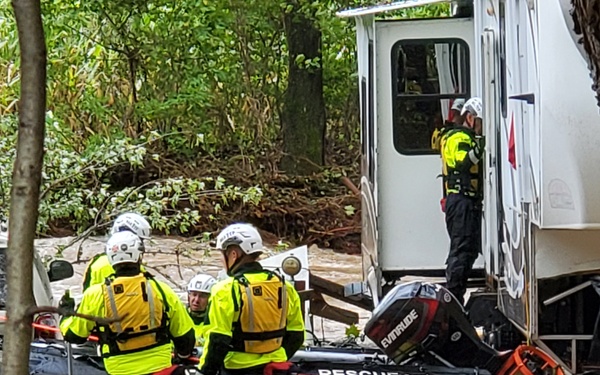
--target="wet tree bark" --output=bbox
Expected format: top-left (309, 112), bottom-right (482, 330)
top-left (2, 0), bottom-right (47, 373)
top-left (281, 0), bottom-right (326, 175)
top-left (571, 0), bottom-right (600, 107)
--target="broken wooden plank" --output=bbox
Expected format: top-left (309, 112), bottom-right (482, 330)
top-left (309, 273), bottom-right (373, 311)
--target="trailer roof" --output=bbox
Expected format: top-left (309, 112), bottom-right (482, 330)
top-left (336, 0), bottom-right (451, 18)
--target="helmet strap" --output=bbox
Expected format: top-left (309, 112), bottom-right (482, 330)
top-left (227, 256), bottom-right (244, 276)
top-left (465, 113), bottom-right (475, 129)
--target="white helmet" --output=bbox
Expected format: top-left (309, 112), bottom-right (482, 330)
top-left (216, 223), bottom-right (263, 255)
top-left (451, 98), bottom-right (466, 112)
top-left (461, 97), bottom-right (483, 119)
top-left (105, 231), bottom-right (145, 266)
top-left (187, 274), bottom-right (217, 293)
top-left (111, 212), bottom-right (151, 239)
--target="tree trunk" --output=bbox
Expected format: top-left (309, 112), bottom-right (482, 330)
top-left (2, 0), bottom-right (47, 373)
top-left (281, 0), bottom-right (326, 175)
top-left (571, 0), bottom-right (600, 107)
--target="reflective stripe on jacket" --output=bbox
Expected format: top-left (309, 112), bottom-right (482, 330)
top-left (441, 127), bottom-right (481, 197)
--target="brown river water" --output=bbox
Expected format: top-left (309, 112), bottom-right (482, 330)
top-left (35, 236), bottom-right (372, 343)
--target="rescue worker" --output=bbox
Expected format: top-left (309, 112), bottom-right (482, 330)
top-left (186, 273), bottom-right (217, 346)
top-left (199, 223), bottom-right (305, 375)
top-left (61, 231), bottom-right (197, 375)
top-left (82, 212), bottom-right (151, 291)
top-left (431, 98), bottom-right (466, 151)
top-left (440, 97), bottom-right (483, 305)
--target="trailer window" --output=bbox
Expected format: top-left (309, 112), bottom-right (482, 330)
top-left (391, 39), bottom-right (470, 155)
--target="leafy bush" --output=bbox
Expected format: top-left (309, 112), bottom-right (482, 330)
top-left (0, 114), bottom-right (263, 235)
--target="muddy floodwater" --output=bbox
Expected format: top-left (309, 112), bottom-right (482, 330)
top-left (35, 236), bottom-right (372, 343)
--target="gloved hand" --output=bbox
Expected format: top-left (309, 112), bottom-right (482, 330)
top-left (440, 197), bottom-right (447, 213)
top-left (59, 290), bottom-right (75, 313)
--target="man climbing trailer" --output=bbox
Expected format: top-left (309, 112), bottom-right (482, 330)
top-left (440, 97), bottom-right (484, 305)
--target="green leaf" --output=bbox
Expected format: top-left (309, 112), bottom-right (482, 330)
top-left (345, 324), bottom-right (360, 338)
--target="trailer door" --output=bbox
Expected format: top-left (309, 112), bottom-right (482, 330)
top-left (375, 17), bottom-right (483, 276)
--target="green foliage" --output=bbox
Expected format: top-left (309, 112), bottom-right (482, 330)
top-left (0, 114), bottom-right (263, 235)
top-left (274, 240), bottom-right (291, 252)
top-left (109, 177), bottom-right (263, 235)
top-left (0, 6), bottom-right (20, 114)
top-left (345, 323), bottom-right (360, 338)
top-left (0, 0), bottom-right (449, 155)
top-left (391, 3), bottom-right (451, 19)
top-left (0, 0), bottom-right (368, 156)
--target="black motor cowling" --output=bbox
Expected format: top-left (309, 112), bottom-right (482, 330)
top-left (364, 282), bottom-right (509, 372)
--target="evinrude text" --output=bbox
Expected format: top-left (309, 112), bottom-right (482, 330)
top-left (381, 309), bottom-right (418, 348)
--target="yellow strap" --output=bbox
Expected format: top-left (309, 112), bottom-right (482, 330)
top-left (244, 285), bottom-right (255, 332)
top-left (278, 280), bottom-right (288, 331)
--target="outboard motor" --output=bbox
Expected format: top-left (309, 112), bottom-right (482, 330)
top-left (364, 281), bottom-right (510, 372)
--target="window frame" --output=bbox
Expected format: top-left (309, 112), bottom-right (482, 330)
top-left (367, 40), bottom-right (375, 182)
top-left (391, 38), bottom-right (471, 156)
top-left (499, 0), bottom-right (508, 118)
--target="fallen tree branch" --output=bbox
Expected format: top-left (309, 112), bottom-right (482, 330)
top-left (26, 305), bottom-right (125, 326)
top-left (144, 265), bottom-right (183, 289)
top-left (340, 176), bottom-right (360, 195)
top-left (307, 226), bottom-right (361, 236)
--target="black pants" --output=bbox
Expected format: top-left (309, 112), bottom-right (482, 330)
top-left (445, 193), bottom-right (481, 305)
top-left (220, 365), bottom-right (266, 375)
